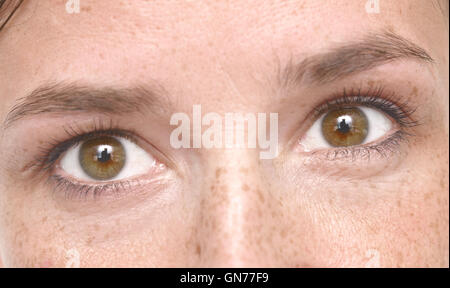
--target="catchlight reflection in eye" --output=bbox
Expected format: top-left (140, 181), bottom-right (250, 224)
top-left (60, 136), bottom-right (157, 182)
top-left (299, 106), bottom-right (392, 152)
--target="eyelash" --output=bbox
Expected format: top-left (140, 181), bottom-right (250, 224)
top-left (309, 85), bottom-right (419, 160)
top-left (314, 86), bottom-right (418, 127)
top-left (30, 119), bottom-right (143, 199)
top-left (29, 86), bottom-right (417, 197)
top-left (49, 174), bottom-right (137, 200)
top-left (33, 119), bottom-right (137, 171)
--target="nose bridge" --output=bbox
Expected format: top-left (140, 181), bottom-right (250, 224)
top-left (194, 149), bottom-right (273, 267)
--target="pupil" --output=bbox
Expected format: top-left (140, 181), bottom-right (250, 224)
top-left (97, 146), bottom-right (112, 162)
top-left (336, 116), bottom-right (352, 133)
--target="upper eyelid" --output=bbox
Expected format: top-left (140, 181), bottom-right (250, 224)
top-left (312, 90), bottom-right (419, 128)
top-left (33, 129), bottom-right (138, 172)
top-left (26, 89), bottom-right (418, 171)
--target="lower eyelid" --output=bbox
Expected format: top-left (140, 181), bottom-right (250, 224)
top-left (287, 130), bottom-right (410, 180)
top-left (49, 167), bottom-right (172, 200)
top-left (307, 130), bottom-right (409, 161)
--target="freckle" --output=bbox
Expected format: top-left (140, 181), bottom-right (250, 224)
top-left (94, 224), bottom-right (100, 231)
top-left (256, 189), bottom-right (265, 203)
top-left (439, 178), bottom-right (446, 189)
top-left (81, 6), bottom-right (92, 12)
top-left (412, 86), bottom-right (418, 97)
top-left (397, 199), bottom-right (402, 208)
top-left (397, 251), bottom-right (404, 263)
top-left (280, 228), bottom-right (288, 238)
top-left (242, 184), bottom-right (250, 191)
top-left (424, 192), bottom-right (432, 200)
top-left (86, 236), bottom-right (94, 246)
top-left (215, 168), bottom-right (224, 178)
top-left (41, 216), bottom-right (47, 223)
top-left (195, 243), bottom-right (202, 256)
top-left (210, 184), bottom-right (215, 191)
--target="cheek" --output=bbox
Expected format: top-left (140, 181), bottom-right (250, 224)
top-left (0, 216), bottom-right (67, 267)
top-left (351, 173), bottom-right (448, 267)
top-left (0, 181), bottom-right (78, 267)
top-left (270, 166), bottom-right (448, 267)
top-left (0, 212), bottom-right (187, 267)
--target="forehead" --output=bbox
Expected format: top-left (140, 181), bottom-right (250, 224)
top-left (5, 0), bottom-right (440, 49)
top-left (0, 0), bottom-right (445, 112)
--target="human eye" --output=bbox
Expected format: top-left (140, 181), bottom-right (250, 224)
top-left (60, 135), bottom-right (156, 181)
top-left (297, 87), bottom-right (418, 160)
top-left (32, 120), bottom-right (169, 200)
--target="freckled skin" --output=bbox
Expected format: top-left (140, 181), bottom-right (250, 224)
top-left (0, 0), bottom-right (448, 267)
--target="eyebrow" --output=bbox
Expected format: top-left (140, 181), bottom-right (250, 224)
top-left (3, 82), bottom-right (172, 129)
top-left (2, 32), bottom-right (433, 128)
top-left (0, 0), bottom-right (24, 32)
top-left (281, 31), bottom-right (434, 87)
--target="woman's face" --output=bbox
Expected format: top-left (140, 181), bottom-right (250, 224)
top-left (0, 0), bottom-right (448, 267)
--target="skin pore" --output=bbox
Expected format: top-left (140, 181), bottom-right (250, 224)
top-left (0, 0), bottom-right (448, 267)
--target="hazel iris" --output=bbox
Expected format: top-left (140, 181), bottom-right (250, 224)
top-left (79, 136), bottom-right (126, 180)
top-left (321, 107), bottom-right (368, 147)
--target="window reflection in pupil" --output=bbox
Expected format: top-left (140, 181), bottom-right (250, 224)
top-left (97, 146), bottom-right (112, 163)
top-left (337, 118), bottom-right (351, 133)
top-left (79, 137), bottom-right (125, 180)
top-left (336, 115), bottom-right (352, 134)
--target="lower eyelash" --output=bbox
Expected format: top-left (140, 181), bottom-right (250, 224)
top-left (49, 173), bottom-right (172, 200)
top-left (49, 175), bottom-right (129, 199)
top-left (316, 130), bottom-right (408, 161)
top-left (48, 173), bottom-right (158, 200)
